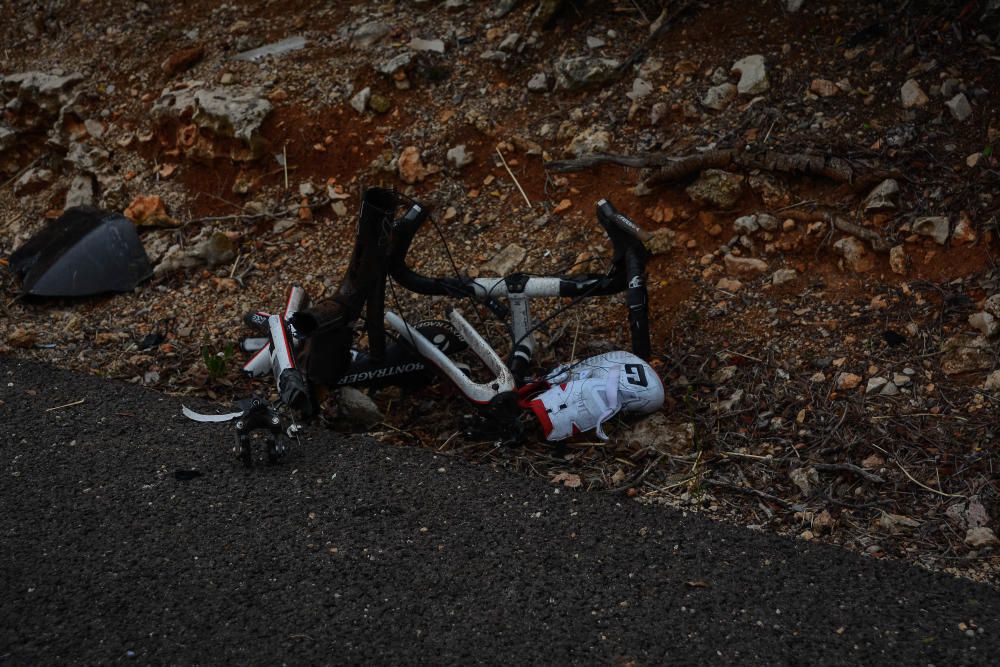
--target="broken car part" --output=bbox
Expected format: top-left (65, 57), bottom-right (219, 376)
top-left (8, 206), bottom-right (152, 297)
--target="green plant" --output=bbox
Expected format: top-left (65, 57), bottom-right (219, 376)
top-left (202, 342), bottom-right (235, 381)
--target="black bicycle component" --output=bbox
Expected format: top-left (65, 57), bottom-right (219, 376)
top-left (334, 321), bottom-right (467, 388)
top-left (596, 199), bottom-right (651, 359)
top-left (232, 398), bottom-right (291, 467)
top-left (463, 391), bottom-right (525, 446)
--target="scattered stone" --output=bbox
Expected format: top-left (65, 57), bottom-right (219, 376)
top-left (481, 244), bottom-right (526, 275)
top-left (567, 126), bottom-right (610, 157)
top-left (889, 245), bottom-right (908, 275)
top-left (965, 527), bottom-right (999, 548)
top-left (967, 152), bottom-right (982, 168)
top-left (748, 173), bottom-right (790, 208)
top-left (912, 216), bottom-right (950, 245)
top-left (623, 414), bottom-right (694, 455)
top-left (232, 35), bottom-right (306, 62)
top-left (733, 215), bottom-right (759, 235)
top-left (969, 312), bottom-right (1000, 338)
top-left (379, 52), bottom-right (413, 76)
top-left (983, 294), bottom-right (1000, 319)
top-left (756, 214), bottom-right (779, 231)
top-left (701, 83), bottom-right (737, 110)
top-left (349, 87), bottom-right (371, 114)
top-left (833, 237), bottom-right (873, 272)
top-left (880, 382), bottom-right (900, 396)
top-left (499, 33), bottom-right (520, 51)
top-left (900, 79), bottom-right (928, 108)
top-left (983, 370), bottom-right (1000, 390)
top-left (527, 72), bottom-right (548, 92)
top-left (953, 214), bottom-right (976, 245)
top-left (864, 178), bottom-right (899, 212)
top-left (351, 20), bottom-right (390, 48)
top-left (446, 144), bottom-right (473, 169)
top-left (337, 386), bottom-right (383, 426)
top-left (685, 169), bottom-right (743, 209)
top-left (866, 377), bottom-right (889, 394)
top-left (409, 37), bottom-right (445, 53)
top-left (940, 334), bottom-right (993, 375)
top-left (398, 146), bottom-right (435, 184)
top-left (810, 78), bottom-right (838, 97)
top-left (880, 513), bottom-right (921, 533)
top-left (153, 230), bottom-right (236, 276)
top-left (771, 268), bottom-right (797, 285)
top-left (64, 173), bottom-right (95, 208)
top-left (586, 36), bottom-right (605, 49)
top-left (645, 228), bottom-right (675, 255)
top-left (124, 195), bottom-right (177, 226)
top-left (626, 77), bottom-right (652, 101)
top-left (789, 466), bottom-right (818, 496)
top-left (785, 0), bottom-right (806, 11)
top-left (369, 94), bottom-right (392, 114)
top-left (152, 86), bottom-right (272, 160)
top-left (723, 253), bottom-right (768, 276)
top-left (161, 46), bottom-right (205, 77)
top-left (3, 71), bottom-right (84, 113)
top-left (945, 93), bottom-right (972, 122)
top-left (554, 56), bottom-right (621, 90)
top-left (836, 372), bottom-right (862, 390)
top-left (731, 55), bottom-right (768, 95)
top-left (13, 167), bottom-right (53, 195)
top-left (716, 277), bottom-right (743, 292)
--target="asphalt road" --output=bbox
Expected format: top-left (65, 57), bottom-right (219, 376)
top-left (1, 356), bottom-right (998, 665)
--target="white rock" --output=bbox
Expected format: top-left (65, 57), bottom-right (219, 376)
top-left (702, 83), bottom-right (738, 110)
top-left (866, 377), bottom-right (889, 394)
top-left (864, 178), bottom-right (899, 212)
top-left (627, 77), bottom-right (652, 101)
top-left (984, 294), bottom-right (1000, 319)
top-left (900, 79), bottom-right (928, 108)
top-left (567, 126), bottom-right (610, 157)
top-left (337, 386), bottom-right (383, 426)
top-left (733, 215), bottom-right (759, 234)
top-left (723, 253), bottom-right (768, 276)
top-left (945, 93), bottom-right (972, 122)
top-left (527, 72), bottom-right (548, 92)
top-left (833, 237), bottom-right (871, 271)
top-left (785, 0), bottom-right (805, 11)
top-left (349, 86), bottom-right (371, 114)
top-left (586, 36), bottom-right (605, 49)
top-left (409, 37), bottom-right (445, 53)
top-left (446, 144), bottom-right (473, 169)
top-left (771, 268), bottom-right (798, 285)
top-left (756, 213), bottom-right (779, 231)
top-left (731, 55), bottom-right (768, 95)
top-left (983, 370), bottom-right (1000, 390)
top-left (969, 311), bottom-right (1000, 338)
top-left (481, 244), bottom-right (526, 275)
top-left (879, 382), bottom-right (899, 396)
top-left (64, 174), bottom-right (95, 208)
top-left (912, 216), bottom-right (950, 244)
top-left (965, 527), bottom-right (999, 548)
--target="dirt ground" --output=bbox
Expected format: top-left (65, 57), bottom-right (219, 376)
top-left (2, 0), bottom-right (1000, 582)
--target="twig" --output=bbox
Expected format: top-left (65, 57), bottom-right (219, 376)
top-left (610, 452), bottom-right (666, 493)
top-left (894, 458), bottom-right (966, 499)
top-left (813, 462), bottom-right (884, 483)
top-left (0, 155), bottom-right (43, 192)
top-left (282, 143), bottom-right (289, 191)
top-left (703, 478), bottom-right (797, 509)
top-left (46, 399), bottom-right (85, 412)
top-left (184, 197), bottom-right (331, 227)
top-left (496, 146), bottom-right (531, 208)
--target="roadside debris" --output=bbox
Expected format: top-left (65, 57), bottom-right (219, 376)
top-left (9, 207), bottom-right (151, 297)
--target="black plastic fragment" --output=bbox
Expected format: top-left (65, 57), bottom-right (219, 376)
top-left (8, 206), bottom-right (152, 297)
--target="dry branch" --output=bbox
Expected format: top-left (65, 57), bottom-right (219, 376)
top-left (782, 209), bottom-right (892, 253)
top-left (545, 147), bottom-right (899, 193)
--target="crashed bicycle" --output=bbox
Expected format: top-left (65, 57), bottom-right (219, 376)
top-left (184, 187), bottom-right (664, 464)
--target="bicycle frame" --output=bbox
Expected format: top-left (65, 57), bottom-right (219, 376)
top-left (240, 188), bottom-right (652, 430)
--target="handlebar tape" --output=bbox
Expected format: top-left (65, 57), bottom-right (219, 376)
top-left (596, 199), bottom-right (652, 360)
